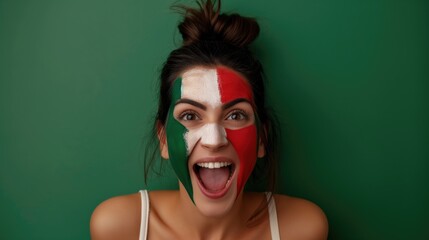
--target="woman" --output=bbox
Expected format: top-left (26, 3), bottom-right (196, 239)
top-left (90, 1), bottom-right (328, 239)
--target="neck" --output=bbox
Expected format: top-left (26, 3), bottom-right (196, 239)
top-left (174, 184), bottom-right (249, 239)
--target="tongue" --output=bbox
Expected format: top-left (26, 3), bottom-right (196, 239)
top-left (198, 167), bottom-right (230, 192)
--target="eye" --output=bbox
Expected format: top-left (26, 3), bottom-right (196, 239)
top-left (226, 110), bottom-right (248, 121)
top-left (179, 111), bottom-right (200, 121)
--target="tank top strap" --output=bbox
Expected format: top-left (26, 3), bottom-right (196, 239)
top-left (266, 192), bottom-right (281, 240)
top-left (138, 191), bottom-right (278, 240)
top-left (139, 190), bottom-right (149, 240)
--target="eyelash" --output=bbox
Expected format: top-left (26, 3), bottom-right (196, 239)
top-left (226, 109), bottom-right (248, 121)
top-left (178, 109), bottom-right (249, 121)
top-left (178, 110), bottom-right (200, 121)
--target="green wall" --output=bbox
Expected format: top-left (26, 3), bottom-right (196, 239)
top-left (1, 0), bottom-right (427, 239)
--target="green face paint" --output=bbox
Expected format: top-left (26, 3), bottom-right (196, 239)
top-left (165, 77), bottom-right (194, 201)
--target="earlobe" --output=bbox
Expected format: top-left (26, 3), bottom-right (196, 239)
top-left (160, 142), bottom-right (169, 159)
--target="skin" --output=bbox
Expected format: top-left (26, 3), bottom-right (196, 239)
top-left (166, 66), bottom-right (260, 210)
top-left (90, 66), bottom-right (329, 240)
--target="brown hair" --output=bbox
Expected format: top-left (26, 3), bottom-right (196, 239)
top-left (177, 0), bottom-right (259, 47)
top-left (144, 0), bottom-right (280, 225)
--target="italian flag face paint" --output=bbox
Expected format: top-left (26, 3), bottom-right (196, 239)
top-left (165, 66), bottom-right (260, 202)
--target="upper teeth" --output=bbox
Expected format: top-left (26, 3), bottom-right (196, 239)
top-left (196, 162), bottom-right (232, 169)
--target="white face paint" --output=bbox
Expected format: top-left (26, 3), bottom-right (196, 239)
top-left (181, 68), bottom-right (221, 108)
top-left (184, 123), bottom-right (227, 154)
top-left (180, 68), bottom-right (227, 155)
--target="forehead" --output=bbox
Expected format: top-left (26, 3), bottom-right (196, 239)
top-left (180, 66), bottom-right (253, 107)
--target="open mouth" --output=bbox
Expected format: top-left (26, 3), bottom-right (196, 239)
top-left (193, 162), bottom-right (235, 198)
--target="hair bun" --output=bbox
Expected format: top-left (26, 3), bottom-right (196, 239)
top-left (176, 0), bottom-right (260, 48)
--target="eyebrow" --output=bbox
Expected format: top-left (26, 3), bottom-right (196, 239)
top-left (222, 98), bottom-right (251, 110)
top-left (174, 98), bottom-right (251, 110)
top-left (175, 98), bottom-right (207, 110)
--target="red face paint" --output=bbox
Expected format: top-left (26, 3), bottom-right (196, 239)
top-left (217, 67), bottom-right (258, 194)
top-left (217, 67), bottom-right (253, 103)
top-left (225, 126), bottom-right (258, 193)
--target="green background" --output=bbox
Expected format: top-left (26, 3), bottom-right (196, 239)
top-left (1, 0), bottom-right (428, 239)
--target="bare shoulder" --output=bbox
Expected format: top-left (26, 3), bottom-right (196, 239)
top-left (274, 194), bottom-right (329, 240)
top-left (90, 192), bottom-right (141, 240)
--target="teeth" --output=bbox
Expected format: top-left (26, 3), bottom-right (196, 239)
top-left (196, 162), bottom-right (232, 169)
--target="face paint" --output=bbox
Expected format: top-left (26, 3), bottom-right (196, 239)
top-left (185, 123), bottom-right (228, 153)
top-left (165, 77), bottom-right (193, 199)
top-left (216, 67), bottom-right (259, 194)
top-left (165, 66), bottom-right (260, 201)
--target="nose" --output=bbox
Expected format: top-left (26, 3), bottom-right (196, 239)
top-left (200, 123), bottom-right (228, 150)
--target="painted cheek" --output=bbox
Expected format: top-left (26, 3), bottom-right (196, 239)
top-left (166, 110), bottom-right (194, 200)
top-left (166, 77), bottom-right (194, 201)
top-left (225, 125), bottom-right (258, 193)
top-left (217, 67), bottom-right (258, 193)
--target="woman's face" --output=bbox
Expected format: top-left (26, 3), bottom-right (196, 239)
top-left (163, 66), bottom-right (265, 216)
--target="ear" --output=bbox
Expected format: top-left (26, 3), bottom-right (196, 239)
top-left (257, 137), bottom-right (265, 158)
top-left (157, 121), bottom-right (169, 159)
top-left (257, 124), bottom-right (267, 158)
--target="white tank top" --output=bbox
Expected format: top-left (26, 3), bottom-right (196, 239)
top-left (138, 190), bottom-right (281, 240)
